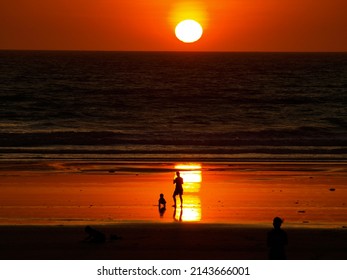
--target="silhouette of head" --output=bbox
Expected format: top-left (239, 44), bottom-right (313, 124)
top-left (160, 193), bottom-right (164, 198)
top-left (273, 217), bottom-right (283, 229)
top-left (176, 171), bottom-right (180, 176)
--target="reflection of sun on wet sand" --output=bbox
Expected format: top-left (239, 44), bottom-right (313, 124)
top-left (173, 164), bottom-right (202, 222)
top-left (173, 195), bottom-right (201, 222)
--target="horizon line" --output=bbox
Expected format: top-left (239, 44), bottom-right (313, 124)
top-left (1, 49), bottom-right (347, 53)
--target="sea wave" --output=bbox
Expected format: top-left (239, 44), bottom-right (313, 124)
top-left (1, 51), bottom-right (346, 161)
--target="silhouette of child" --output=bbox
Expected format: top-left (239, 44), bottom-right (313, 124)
top-left (158, 193), bottom-right (166, 209)
top-left (84, 226), bottom-right (106, 243)
top-left (267, 217), bottom-right (288, 259)
top-left (158, 193), bottom-right (166, 217)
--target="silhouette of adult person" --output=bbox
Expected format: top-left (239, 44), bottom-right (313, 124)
top-left (173, 171), bottom-right (184, 208)
top-left (267, 217), bottom-right (288, 259)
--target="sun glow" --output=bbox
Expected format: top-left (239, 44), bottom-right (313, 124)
top-left (175, 19), bottom-right (203, 43)
top-left (175, 164), bottom-right (202, 188)
top-left (173, 195), bottom-right (201, 222)
top-left (175, 164), bottom-right (201, 170)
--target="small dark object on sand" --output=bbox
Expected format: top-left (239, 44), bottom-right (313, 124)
top-left (329, 188), bottom-right (336, 192)
top-left (84, 226), bottom-right (106, 243)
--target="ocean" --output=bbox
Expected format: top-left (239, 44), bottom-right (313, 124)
top-left (1, 51), bottom-right (347, 162)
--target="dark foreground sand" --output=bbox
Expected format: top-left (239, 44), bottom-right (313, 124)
top-left (1, 223), bottom-right (347, 260)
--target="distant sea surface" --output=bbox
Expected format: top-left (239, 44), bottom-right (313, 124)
top-left (1, 51), bottom-right (346, 162)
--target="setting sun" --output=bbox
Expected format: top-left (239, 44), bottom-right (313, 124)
top-left (175, 19), bottom-right (203, 43)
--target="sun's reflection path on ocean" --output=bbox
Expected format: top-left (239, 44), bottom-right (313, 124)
top-left (173, 164), bottom-right (202, 222)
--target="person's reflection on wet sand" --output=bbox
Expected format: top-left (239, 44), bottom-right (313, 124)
top-left (173, 207), bottom-right (183, 222)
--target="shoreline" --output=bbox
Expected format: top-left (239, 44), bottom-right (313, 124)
top-left (1, 158), bottom-right (347, 172)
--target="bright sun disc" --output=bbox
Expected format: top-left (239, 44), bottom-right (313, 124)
top-left (175, 19), bottom-right (203, 43)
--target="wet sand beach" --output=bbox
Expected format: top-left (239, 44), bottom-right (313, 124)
top-left (0, 161), bottom-right (347, 259)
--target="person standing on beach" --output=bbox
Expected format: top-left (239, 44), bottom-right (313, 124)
top-left (267, 217), bottom-right (288, 259)
top-left (173, 171), bottom-right (184, 208)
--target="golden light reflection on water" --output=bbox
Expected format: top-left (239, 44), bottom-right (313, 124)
top-left (173, 195), bottom-right (201, 222)
top-left (175, 163), bottom-right (202, 192)
top-left (174, 164), bottom-right (202, 221)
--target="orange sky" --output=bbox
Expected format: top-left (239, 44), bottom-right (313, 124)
top-left (1, 0), bottom-right (346, 51)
